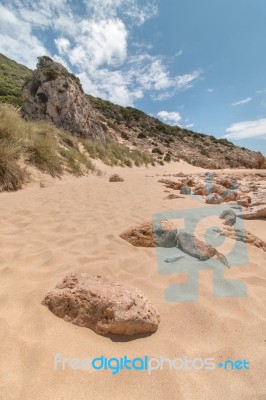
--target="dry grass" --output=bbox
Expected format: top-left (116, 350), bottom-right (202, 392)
top-left (82, 139), bottom-right (154, 167)
top-left (0, 104), bottom-right (99, 190)
top-left (0, 104), bottom-right (153, 192)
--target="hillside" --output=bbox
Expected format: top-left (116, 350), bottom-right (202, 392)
top-left (0, 53), bottom-right (265, 172)
top-left (0, 53), bottom-right (32, 106)
top-left (86, 94), bottom-right (265, 168)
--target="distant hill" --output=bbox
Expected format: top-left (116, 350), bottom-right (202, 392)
top-left (0, 53), bottom-right (265, 169)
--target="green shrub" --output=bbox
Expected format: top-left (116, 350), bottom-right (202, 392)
top-left (200, 148), bottom-right (209, 157)
top-left (43, 68), bottom-right (59, 80)
top-left (121, 132), bottom-right (129, 140)
top-left (164, 153), bottom-right (171, 162)
top-left (137, 132), bottom-right (147, 139)
top-left (152, 147), bottom-right (164, 155)
top-left (0, 104), bottom-right (100, 188)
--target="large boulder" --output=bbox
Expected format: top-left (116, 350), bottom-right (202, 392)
top-left (42, 273), bottom-right (160, 336)
top-left (22, 56), bottom-right (108, 142)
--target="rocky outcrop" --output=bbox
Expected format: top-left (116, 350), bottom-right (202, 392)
top-left (42, 273), bottom-right (160, 336)
top-left (250, 191), bottom-right (266, 207)
top-left (22, 56), bottom-right (108, 142)
top-left (158, 179), bottom-right (183, 190)
top-left (2, 53), bottom-right (265, 169)
top-left (214, 227), bottom-right (266, 251)
top-left (195, 183), bottom-right (239, 202)
top-left (238, 205), bottom-right (266, 219)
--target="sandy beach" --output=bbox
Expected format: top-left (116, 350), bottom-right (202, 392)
top-left (0, 161), bottom-right (265, 400)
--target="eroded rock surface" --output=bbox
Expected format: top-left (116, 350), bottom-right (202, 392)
top-left (238, 205), bottom-right (266, 219)
top-left (22, 56), bottom-right (108, 142)
top-left (42, 273), bottom-right (160, 336)
top-left (214, 227), bottom-right (266, 251)
top-left (119, 221), bottom-right (177, 248)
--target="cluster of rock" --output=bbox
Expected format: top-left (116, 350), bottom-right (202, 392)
top-left (158, 172), bottom-right (266, 210)
top-left (22, 56), bottom-right (108, 142)
top-left (42, 273), bottom-right (160, 336)
top-left (120, 221), bottom-right (229, 267)
top-left (214, 226), bottom-right (266, 251)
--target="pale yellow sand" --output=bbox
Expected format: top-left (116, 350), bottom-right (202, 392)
top-left (0, 161), bottom-right (265, 400)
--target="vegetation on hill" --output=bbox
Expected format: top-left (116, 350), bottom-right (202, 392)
top-left (0, 104), bottom-right (155, 191)
top-left (0, 53), bottom-right (264, 186)
top-left (86, 94), bottom-right (265, 168)
top-left (0, 53), bottom-right (32, 106)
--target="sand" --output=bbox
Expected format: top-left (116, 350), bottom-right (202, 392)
top-left (0, 161), bottom-right (265, 400)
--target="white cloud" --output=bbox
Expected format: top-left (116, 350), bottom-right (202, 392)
top-left (55, 38), bottom-right (70, 55)
top-left (0, 4), bottom-right (49, 68)
top-left (85, 0), bottom-right (157, 25)
top-left (207, 88), bottom-right (214, 93)
top-left (231, 97), bottom-right (252, 106)
top-left (0, 0), bottom-right (202, 106)
top-left (224, 118), bottom-right (266, 140)
top-left (123, 1), bottom-right (158, 25)
top-left (256, 89), bottom-right (266, 94)
top-left (175, 71), bottom-right (201, 90)
top-left (157, 111), bottom-right (182, 125)
top-left (185, 123), bottom-right (194, 128)
top-left (69, 19), bottom-right (128, 69)
top-left (175, 50), bottom-right (183, 57)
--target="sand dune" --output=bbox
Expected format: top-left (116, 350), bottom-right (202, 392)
top-left (0, 161), bottom-right (265, 400)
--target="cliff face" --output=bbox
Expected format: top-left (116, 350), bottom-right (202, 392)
top-left (21, 56), bottom-right (108, 143)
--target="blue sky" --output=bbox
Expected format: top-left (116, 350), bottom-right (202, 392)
top-left (0, 0), bottom-right (266, 154)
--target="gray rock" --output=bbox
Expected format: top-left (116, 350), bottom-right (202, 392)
top-left (206, 193), bottom-right (223, 204)
top-left (219, 209), bottom-right (236, 226)
top-left (176, 231), bottom-right (229, 267)
top-left (164, 256), bottom-right (185, 263)
top-left (180, 185), bottom-right (191, 195)
top-left (42, 273), bottom-right (160, 336)
top-left (154, 224), bottom-right (177, 248)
